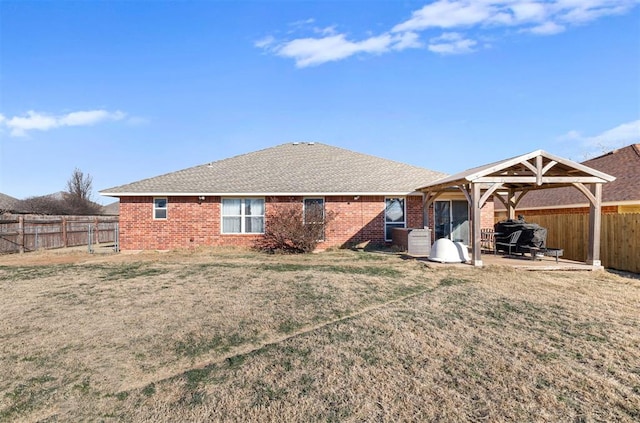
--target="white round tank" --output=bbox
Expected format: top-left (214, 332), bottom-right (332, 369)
top-left (454, 241), bottom-right (470, 262)
top-left (428, 238), bottom-right (465, 263)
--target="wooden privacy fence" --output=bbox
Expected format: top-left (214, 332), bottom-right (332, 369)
top-left (514, 213), bottom-right (640, 274)
top-left (0, 215), bottom-right (119, 254)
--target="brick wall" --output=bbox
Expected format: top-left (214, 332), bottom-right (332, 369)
top-left (120, 195), bottom-right (429, 250)
top-left (481, 200), bottom-right (495, 229)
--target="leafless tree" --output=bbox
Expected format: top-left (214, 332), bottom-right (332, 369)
top-left (65, 168), bottom-right (102, 215)
top-left (67, 168), bottom-right (93, 201)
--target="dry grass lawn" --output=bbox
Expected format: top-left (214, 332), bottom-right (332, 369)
top-left (0, 248), bottom-right (638, 422)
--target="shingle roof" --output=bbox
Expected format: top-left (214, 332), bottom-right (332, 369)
top-left (0, 193), bottom-right (18, 211)
top-left (101, 142), bottom-right (447, 196)
top-left (509, 144), bottom-right (640, 209)
top-left (102, 201), bottom-right (120, 215)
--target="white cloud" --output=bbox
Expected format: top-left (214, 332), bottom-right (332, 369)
top-left (557, 129), bottom-right (583, 141)
top-left (314, 25), bottom-right (338, 36)
top-left (2, 109), bottom-right (126, 137)
top-left (392, 0), bottom-right (637, 31)
top-left (554, 0), bottom-right (636, 24)
top-left (274, 32), bottom-right (423, 68)
top-left (254, 36), bottom-right (275, 49)
top-left (428, 32), bottom-right (478, 54)
top-left (558, 119), bottom-right (640, 158)
top-left (527, 21), bottom-right (566, 34)
top-left (58, 110), bottom-right (125, 126)
top-left (257, 0), bottom-right (638, 66)
top-left (511, 2), bottom-right (549, 22)
top-left (6, 111), bottom-right (58, 136)
top-left (274, 31), bottom-right (427, 67)
top-left (392, 0), bottom-right (495, 32)
top-left (392, 31), bottom-right (424, 50)
top-left (585, 119), bottom-right (640, 148)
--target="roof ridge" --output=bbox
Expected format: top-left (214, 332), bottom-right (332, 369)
top-left (584, 143), bottom-right (640, 163)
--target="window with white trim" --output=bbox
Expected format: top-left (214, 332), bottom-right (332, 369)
top-left (153, 197), bottom-right (167, 220)
top-left (221, 198), bottom-right (265, 234)
top-left (385, 197), bottom-right (406, 241)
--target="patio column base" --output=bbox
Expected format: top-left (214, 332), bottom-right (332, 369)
top-left (472, 259), bottom-right (483, 267)
top-left (587, 259), bottom-right (601, 266)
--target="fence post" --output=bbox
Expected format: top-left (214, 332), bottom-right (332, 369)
top-left (94, 217), bottom-right (99, 246)
top-left (18, 216), bottom-right (24, 254)
top-left (114, 223), bottom-right (120, 252)
top-left (62, 217), bottom-right (68, 247)
top-left (88, 223), bottom-right (93, 253)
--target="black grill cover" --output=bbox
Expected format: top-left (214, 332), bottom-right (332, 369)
top-left (494, 219), bottom-right (547, 254)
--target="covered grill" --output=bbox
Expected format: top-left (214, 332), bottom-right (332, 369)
top-left (494, 218), bottom-right (547, 255)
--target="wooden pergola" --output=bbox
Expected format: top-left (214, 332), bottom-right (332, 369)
top-left (418, 150), bottom-right (616, 267)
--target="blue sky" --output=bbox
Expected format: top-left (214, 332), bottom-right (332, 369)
top-left (1, 0), bottom-right (639, 204)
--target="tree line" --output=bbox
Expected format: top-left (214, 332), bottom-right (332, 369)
top-left (13, 168), bottom-right (103, 215)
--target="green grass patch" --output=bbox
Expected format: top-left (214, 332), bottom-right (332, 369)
top-left (0, 264), bottom-right (74, 281)
top-left (98, 263), bottom-right (164, 280)
top-left (1, 374), bottom-right (58, 421)
top-left (175, 331), bottom-right (256, 358)
top-left (259, 263), bottom-right (400, 277)
top-left (278, 317), bottom-right (303, 334)
top-left (251, 381), bottom-right (288, 407)
top-left (439, 277), bottom-right (471, 287)
top-left (184, 366), bottom-right (216, 388)
top-left (142, 383), bottom-right (156, 397)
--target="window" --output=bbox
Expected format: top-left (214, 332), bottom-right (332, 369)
top-left (222, 198), bottom-right (264, 234)
top-left (304, 198), bottom-right (325, 240)
top-left (385, 197), bottom-right (405, 241)
top-left (153, 197), bottom-right (167, 220)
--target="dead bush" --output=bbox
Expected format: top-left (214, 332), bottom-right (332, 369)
top-left (254, 202), bottom-right (336, 253)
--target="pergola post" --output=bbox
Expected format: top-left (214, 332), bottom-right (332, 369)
top-left (507, 189), bottom-right (516, 220)
top-left (587, 183), bottom-right (603, 267)
top-left (471, 183), bottom-right (482, 266)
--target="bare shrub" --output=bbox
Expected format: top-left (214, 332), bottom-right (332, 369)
top-left (16, 192), bottom-right (102, 215)
top-left (254, 201), bottom-right (336, 253)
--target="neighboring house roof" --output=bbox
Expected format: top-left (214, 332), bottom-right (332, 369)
top-left (0, 193), bottom-right (19, 212)
top-left (503, 144), bottom-right (639, 209)
top-left (102, 201), bottom-right (120, 215)
top-left (101, 142), bottom-right (447, 196)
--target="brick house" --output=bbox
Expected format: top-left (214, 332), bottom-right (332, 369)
top-left (495, 143), bottom-right (640, 218)
top-left (102, 142), bottom-right (497, 251)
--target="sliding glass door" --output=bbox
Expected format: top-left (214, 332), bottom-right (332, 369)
top-left (434, 200), bottom-right (469, 245)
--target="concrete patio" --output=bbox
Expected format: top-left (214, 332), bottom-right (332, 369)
top-left (415, 251), bottom-right (602, 271)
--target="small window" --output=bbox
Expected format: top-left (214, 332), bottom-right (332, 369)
top-left (222, 198), bottom-right (264, 234)
top-left (154, 198), bottom-right (167, 220)
top-left (385, 197), bottom-right (405, 241)
top-left (304, 198), bottom-right (325, 241)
